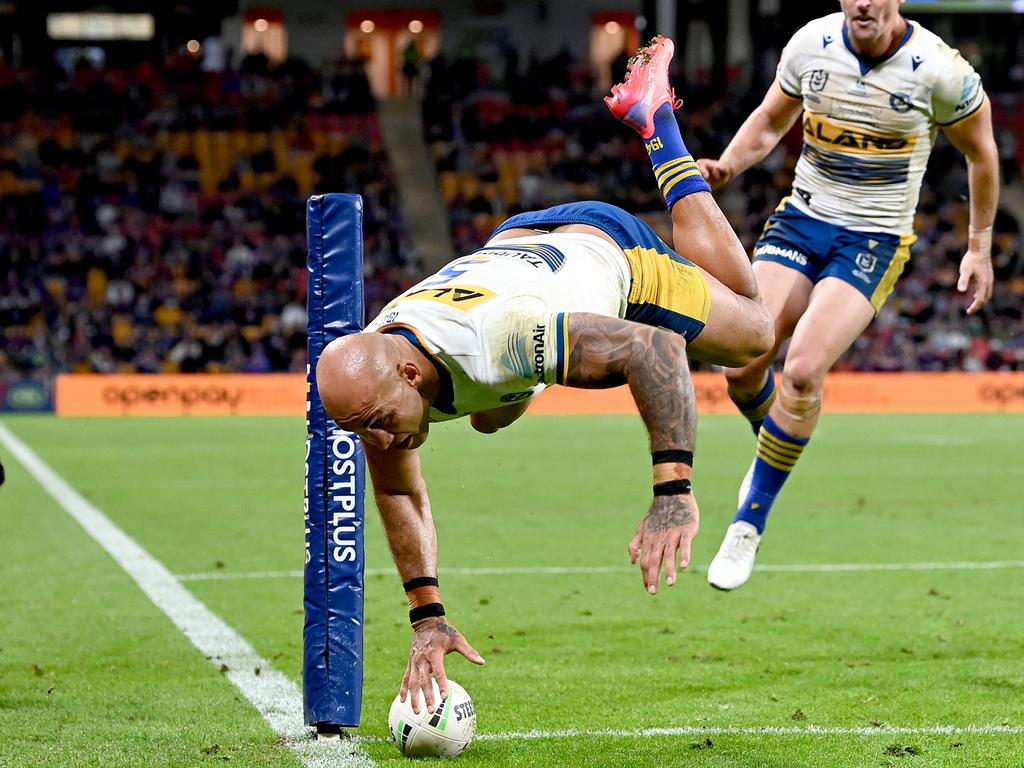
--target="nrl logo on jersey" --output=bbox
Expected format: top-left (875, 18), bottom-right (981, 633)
top-left (808, 70), bottom-right (829, 92)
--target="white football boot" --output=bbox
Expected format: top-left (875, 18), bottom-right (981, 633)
top-left (707, 520), bottom-right (762, 590)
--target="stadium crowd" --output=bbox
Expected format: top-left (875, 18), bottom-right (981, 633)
top-left (421, 46), bottom-right (1024, 372)
top-left (1, 38), bottom-right (1022, 387)
top-left (0, 53), bottom-right (418, 381)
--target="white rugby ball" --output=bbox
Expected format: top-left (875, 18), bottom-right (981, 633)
top-left (388, 679), bottom-right (477, 758)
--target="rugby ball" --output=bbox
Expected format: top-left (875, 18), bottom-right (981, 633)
top-left (388, 679), bottom-right (477, 757)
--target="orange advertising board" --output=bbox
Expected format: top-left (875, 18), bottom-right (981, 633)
top-left (56, 374), bottom-right (306, 416)
top-left (529, 372), bottom-right (1024, 415)
top-left (55, 372), bottom-right (1024, 417)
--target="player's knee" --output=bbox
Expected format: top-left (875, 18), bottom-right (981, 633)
top-left (725, 301), bottom-right (774, 367)
top-left (778, 361), bottom-right (823, 421)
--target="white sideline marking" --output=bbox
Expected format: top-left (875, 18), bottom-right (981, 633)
top-left (177, 560), bottom-right (1024, 582)
top-left (0, 423), bottom-right (375, 768)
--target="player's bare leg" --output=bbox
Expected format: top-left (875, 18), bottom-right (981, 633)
top-left (708, 277), bottom-right (874, 590)
top-left (605, 36), bottom-right (762, 301)
top-left (724, 262), bottom-right (814, 418)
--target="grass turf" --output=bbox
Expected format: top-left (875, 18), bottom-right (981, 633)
top-left (1, 413), bottom-right (1022, 767)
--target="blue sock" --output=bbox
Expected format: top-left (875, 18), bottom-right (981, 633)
top-left (734, 414), bottom-right (809, 534)
top-left (730, 374), bottom-right (776, 436)
top-left (646, 104), bottom-right (711, 210)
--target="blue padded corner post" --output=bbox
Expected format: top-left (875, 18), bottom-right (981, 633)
top-left (304, 193), bottom-right (366, 727)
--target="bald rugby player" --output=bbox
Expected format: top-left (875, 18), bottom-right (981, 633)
top-left (317, 67), bottom-right (773, 711)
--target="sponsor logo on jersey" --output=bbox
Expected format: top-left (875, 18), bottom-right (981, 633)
top-left (473, 244), bottom-right (566, 272)
top-left (956, 73), bottom-right (981, 112)
top-left (501, 324), bottom-right (547, 383)
top-left (803, 114), bottom-right (914, 154)
top-left (911, 54), bottom-right (924, 71)
top-left (809, 70), bottom-right (829, 92)
top-left (849, 80), bottom-right (867, 96)
top-left (754, 243), bottom-right (808, 266)
top-left (822, 34), bottom-right (834, 48)
top-left (889, 92), bottom-right (913, 113)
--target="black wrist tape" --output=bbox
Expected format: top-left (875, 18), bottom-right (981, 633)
top-left (653, 478), bottom-right (692, 496)
top-left (652, 449), bottom-right (694, 467)
top-left (403, 576), bottom-right (439, 591)
top-left (409, 603), bottom-right (446, 624)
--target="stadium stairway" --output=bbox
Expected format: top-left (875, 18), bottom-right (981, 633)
top-left (378, 98), bottom-right (456, 272)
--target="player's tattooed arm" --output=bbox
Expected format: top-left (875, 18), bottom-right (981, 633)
top-left (563, 313), bottom-right (696, 454)
top-left (564, 313), bottom-right (700, 593)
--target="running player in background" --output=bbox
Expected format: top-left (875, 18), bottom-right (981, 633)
top-left (686, 0), bottom-right (999, 590)
top-left (316, 97), bottom-right (775, 710)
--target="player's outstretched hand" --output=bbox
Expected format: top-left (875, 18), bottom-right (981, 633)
top-left (697, 158), bottom-right (734, 190)
top-left (401, 618), bottom-right (485, 714)
top-left (628, 491), bottom-right (700, 594)
top-left (957, 250), bottom-right (994, 315)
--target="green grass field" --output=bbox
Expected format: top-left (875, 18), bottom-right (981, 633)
top-left (2, 413), bottom-right (1023, 768)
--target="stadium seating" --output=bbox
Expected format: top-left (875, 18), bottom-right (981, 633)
top-left (421, 49), bottom-right (1023, 372)
top-left (0, 54), bottom-right (418, 380)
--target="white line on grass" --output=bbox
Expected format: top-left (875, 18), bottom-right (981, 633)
top-left (346, 724), bottom-right (1024, 745)
top-left (0, 423), bottom-right (375, 768)
top-left (472, 724), bottom-right (1024, 741)
top-left (176, 560), bottom-right (1024, 582)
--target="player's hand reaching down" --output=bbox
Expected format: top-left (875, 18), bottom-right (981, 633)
top-left (629, 491), bottom-right (700, 594)
top-left (958, 248), bottom-right (994, 315)
top-left (401, 618), bottom-right (485, 714)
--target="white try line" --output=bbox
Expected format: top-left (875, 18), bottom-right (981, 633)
top-left (473, 724), bottom-right (1024, 741)
top-left (0, 423), bottom-right (375, 768)
top-left (176, 560), bottom-right (1024, 582)
top-left (347, 723), bottom-right (1024, 745)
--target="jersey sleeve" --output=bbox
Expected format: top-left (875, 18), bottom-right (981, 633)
top-left (932, 51), bottom-right (985, 126)
top-left (775, 26), bottom-right (807, 99)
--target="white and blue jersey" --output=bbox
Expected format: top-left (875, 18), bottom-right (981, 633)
top-left (754, 13), bottom-right (985, 310)
top-left (776, 12), bottom-right (985, 234)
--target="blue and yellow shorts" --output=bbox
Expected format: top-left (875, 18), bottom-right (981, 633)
top-left (492, 201), bottom-right (711, 342)
top-left (754, 199), bottom-right (916, 313)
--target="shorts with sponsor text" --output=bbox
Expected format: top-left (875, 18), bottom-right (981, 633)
top-left (492, 201), bottom-right (710, 342)
top-left (754, 199), bottom-right (916, 313)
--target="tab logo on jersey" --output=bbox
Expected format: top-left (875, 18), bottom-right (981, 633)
top-left (808, 70), bottom-right (829, 92)
top-left (402, 285), bottom-right (496, 310)
top-left (803, 114), bottom-right (916, 155)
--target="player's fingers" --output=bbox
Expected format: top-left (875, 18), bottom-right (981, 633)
top-left (400, 670), bottom-right (411, 704)
top-left (628, 529), bottom-right (642, 564)
top-left (641, 541), bottom-right (663, 594)
top-left (433, 664), bottom-right (450, 702)
top-left (957, 268), bottom-right (971, 292)
top-left (662, 537), bottom-right (678, 586)
top-left (677, 533), bottom-right (694, 571)
top-left (457, 636), bottom-right (486, 666)
top-left (418, 662), bottom-right (435, 712)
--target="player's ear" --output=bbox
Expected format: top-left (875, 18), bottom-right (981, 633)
top-left (397, 360), bottom-right (422, 387)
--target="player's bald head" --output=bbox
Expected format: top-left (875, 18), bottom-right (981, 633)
top-left (316, 333), bottom-right (404, 426)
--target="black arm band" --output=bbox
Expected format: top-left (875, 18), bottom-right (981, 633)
top-left (652, 449), bottom-right (694, 467)
top-left (403, 576), bottom-right (439, 591)
top-left (409, 603), bottom-right (446, 624)
top-left (653, 479), bottom-right (692, 496)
